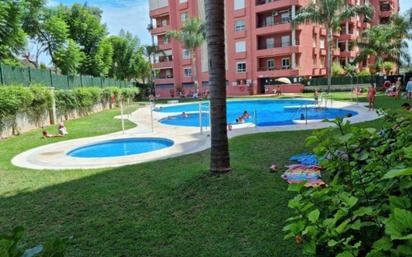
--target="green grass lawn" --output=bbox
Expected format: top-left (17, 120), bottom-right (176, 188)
top-left (0, 95), bottom-right (409, 257)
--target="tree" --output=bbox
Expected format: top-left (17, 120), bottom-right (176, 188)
top-left (205, 0), bottom-right (231, 173)
top-left (56, 3), bottom-right (108, 75)
top-left (21, 0), bottom-right (45, 38)
top-left (166, 17), bottom-right (205, 94)
top-left (132, 47), bottom-right (151, 84)
top-left (344, 64), bottom-right (357, 77)
top-left (33, 14), bottom-right (69, 67)
top-left (383, 61), bottom-right (395, 75)
top-left (0, 0), bottom-right (27, 62)
top-left (108, 31), bottom-right (141, 80)
top-left (92, 38), bottom-right (113, 76)
top-left (357, 24), bottom-right (409, 74)
top-left (293, 0), bottom-right (373, 93)
top-left (54, 39), bottom-right (84, 75)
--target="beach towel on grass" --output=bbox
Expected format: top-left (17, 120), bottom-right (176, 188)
top-left (289, 153), bottom-right (319, 166)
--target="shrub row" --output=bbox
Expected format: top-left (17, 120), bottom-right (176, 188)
top-left (0, 85), bottom-right (140, 128)
top-left (0, 85), bottom-right (52, 126)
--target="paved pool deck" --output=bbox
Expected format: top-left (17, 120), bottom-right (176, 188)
top-left (12, 99), bottom-right (380, 170)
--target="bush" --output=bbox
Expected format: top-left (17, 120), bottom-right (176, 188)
top-left (283, 113), bottom-right (412, 257)
top-left (332, 62), bottom-right (345, 76)
top-left (55, 90), bottom-right (77, 115)
top-left (73, 87), bottom-right (102, 110)
top-left (28, 85), bottom-right (53, 122)
top-left (0, 86), bottom-right (33, 120)
top-left (120, 87), bottom-right (139, 102)
top-left (101, 87), bottom-right (113, 103)
top-left (358, 69), bottom-right (371, 77)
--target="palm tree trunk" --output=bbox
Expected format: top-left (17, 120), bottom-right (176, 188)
top-left (205, 0), bottom-right (231, 173)
top-left (327, 28), bottom-right (333, 94)
top-left (191, 50), bottom-right (199, 94)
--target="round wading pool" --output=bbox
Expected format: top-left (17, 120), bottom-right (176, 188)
top-left (67, 138), bottom-right (174, 158)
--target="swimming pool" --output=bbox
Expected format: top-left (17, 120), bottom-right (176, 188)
top-left (67, 138), bottom-right (174, 158)
top-left (156, 99), bottom-right (358, 127)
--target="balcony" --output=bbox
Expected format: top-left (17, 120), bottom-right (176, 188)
top-left (340, 33), bottom-right (357, 41)
top-left (256, 39), bottom-right (300, 57)
top-left (149, 6), bottom-right (169, 18)
top-left (255, 0), bottom-right (307, 12)
top-left (332, 48), bottom-right (341, 56)
top-left (311, 67), bottom-right (327, 76)
top-left (340, 50), bottom-right (357, 58)
top-left (153, 56), bottom-right (173, 69)
top-left (158, 43), bottom-right (172, 51)
top-left (150, 25), bottom-right (170, 35)
top-left (257, 67), bottom-right (299, 78)
top-left (154, 78), bottom-right (174, 85)
top-left (256, 22), bottom-right (293, 35)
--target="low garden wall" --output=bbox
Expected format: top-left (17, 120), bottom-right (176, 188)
top-left (264, 84), bottom-right (305, 94)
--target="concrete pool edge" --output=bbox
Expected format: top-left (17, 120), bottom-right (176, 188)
top-left (12, 99), bottom-right (380, 170)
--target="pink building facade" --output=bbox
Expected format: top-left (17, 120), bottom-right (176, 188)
top-left (149, 0), bottom-right (399, 98)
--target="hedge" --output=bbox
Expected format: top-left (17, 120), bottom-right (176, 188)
top-left (0, 85), bottom-right (140, 129)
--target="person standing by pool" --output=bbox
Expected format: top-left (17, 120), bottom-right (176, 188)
top-left (314, 90), bottom-right (320, 105)
top-left (406, 77), bottom-right (412, 100)
top-left (368, 84), bottom-right (377, 111)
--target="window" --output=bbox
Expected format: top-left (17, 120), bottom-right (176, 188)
top-left (182, 49), bottom-right (190, 59)
top-left (179, 0), bottom-right (188, 3)
top-left (266, 38), bottom-right (274, 49)
top-left (265, 16), bottom-right (274, 26)
top-left (234, 0), bottom-right (245, 10)
top-left (165, 69), bottom-right (172, 78)
top-left (235, 20), bottom-right (245, 32)
top-left (281, 12), bottom-right (290, 23)
top-left (180, 12), bottom-right (188, 22)
top-left (281, 35), bottom-right (290, 47)
top-left (320, 56), bottom-right (326, 68)
top-left (281, 58), bottom-right (290, 69)
top-left (313, 55), bottom-right (317, 66)
top-left (235, 41), bottom-right (246, 53)
top-left (320, 38), bottom-right (325, 49)
top-left (163, 36), bottom-right (169, 44)
top-left (161, 19), bottom-right (168, 27)
top-left (183, 67), bottom-right (192, 77)
top-left (267, 59), bottom-right (275, 70)
top-left (312, 36), bottom-right (317, 47)
top-left (236, 62), bottom-right (246, 72)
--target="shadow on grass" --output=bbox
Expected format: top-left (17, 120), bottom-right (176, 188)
top-left (0, 131), bottom-right (313, 257)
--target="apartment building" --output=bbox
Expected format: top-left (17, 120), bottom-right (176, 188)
top-left (148, 0), bottom-right (399, 97)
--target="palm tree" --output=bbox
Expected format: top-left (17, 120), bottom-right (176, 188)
top-left (356, 23), bottom-right (410, 74)
top-left (204, 0), bottom-right (231, 173)
top-left (293, 0), bottom-right (373, 93)
top-left (166, 17), bottom-right (205, 94)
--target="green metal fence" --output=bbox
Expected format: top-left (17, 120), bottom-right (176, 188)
top-left (0, 63), bottom-right (133, 88)
top-left (309, 76), bottom-right (374, 86)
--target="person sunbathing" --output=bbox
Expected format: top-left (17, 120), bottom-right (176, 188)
top-left (42, 130), bottom-right (63, 139)
top-left (58, 122), bottom-right (68, 136)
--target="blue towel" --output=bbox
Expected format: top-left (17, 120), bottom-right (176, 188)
top-left (289, 153), bottom-right (319, 166)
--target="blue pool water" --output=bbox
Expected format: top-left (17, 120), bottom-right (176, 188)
top-left (157, 99), bottom-right (357, 127)
top-left (67, 138), bottom-right (174, 158)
